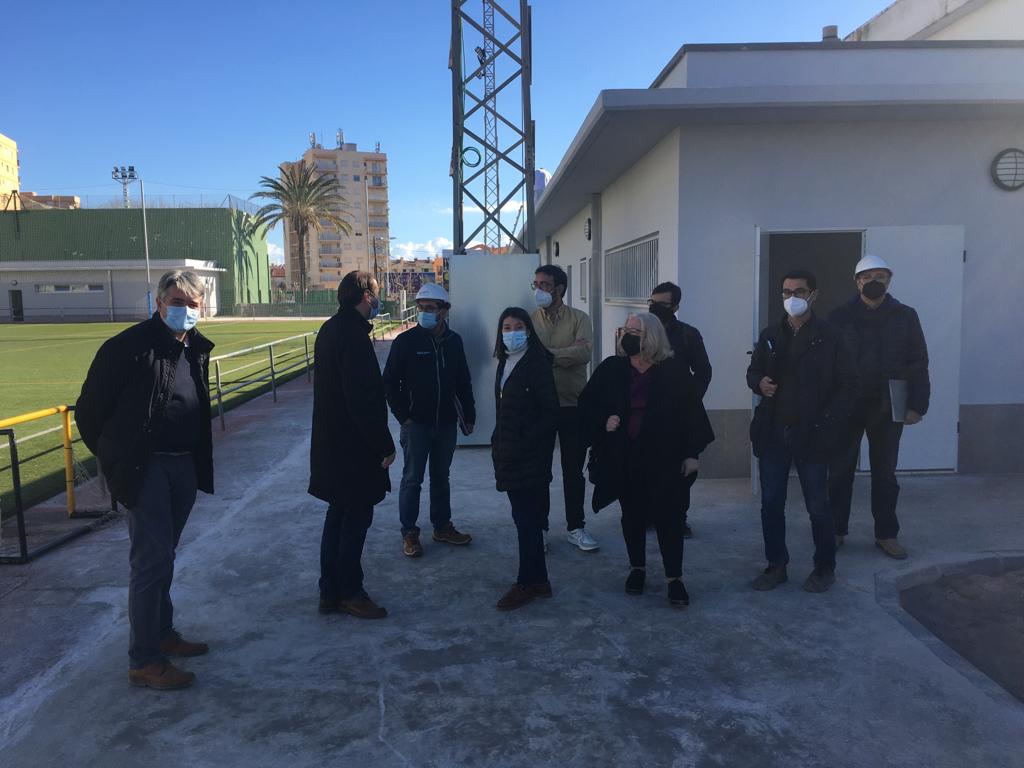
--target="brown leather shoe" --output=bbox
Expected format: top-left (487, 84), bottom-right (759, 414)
top-left (159, 631), bottom-right (209, 658)
top-left (497, 584), bottom-right (535, 611)
top-left (338, 595), bottom-right (388, 619)
top-left (403, 531), bottom-right (424, 557)
top-left (876, 538), bottom-right (908, 560)
top-left (128, 662), bottom-right (195, 690)
top-left (432, 522), bottom-right (472, 545)
top-left (529, 582), bottom-right (553, 598)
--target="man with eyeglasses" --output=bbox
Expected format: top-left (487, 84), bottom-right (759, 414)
top-left (648, 281), bottom-right (712, 538)
top-left (747, 270), bottom-right (858, 593)
top-left (827, 255), bottom-right (929, 560)
top-left (531, 264), bottom-right (599, 552)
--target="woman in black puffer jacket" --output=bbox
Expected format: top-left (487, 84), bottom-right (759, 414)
top-left (491, 307), bottom-right (559, 611)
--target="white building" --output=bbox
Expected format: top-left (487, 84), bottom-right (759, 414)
top-left (534, 5), bottom-right (1024, 477)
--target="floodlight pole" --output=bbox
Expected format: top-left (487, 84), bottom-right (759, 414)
top-left (139, 179), bottom-right (153, 316)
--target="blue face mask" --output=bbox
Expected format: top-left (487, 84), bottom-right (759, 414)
top-left (418, 311), bottom-right (438, 330)
top-left (368, 295), bottom-right (381, 320)
top-left (502, 330), bottom-right (528, 353)
top-left (162, 305), bottom-right (199, 333)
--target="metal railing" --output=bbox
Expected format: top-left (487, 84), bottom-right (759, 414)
top-left (210, 332), bottom-right (317, 430)
top-left (0, 406), bottom-right (113, 564)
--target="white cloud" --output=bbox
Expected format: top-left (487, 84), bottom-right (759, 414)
top-left (391, 237), bottom-right (453, 262)
top-left (267, 242), bottom-right (285, 264)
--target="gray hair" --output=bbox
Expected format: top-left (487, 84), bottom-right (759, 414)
top-left (616, 312), bottom-right (675, 364)
top-left (157, 270), bottom-right (205, 302)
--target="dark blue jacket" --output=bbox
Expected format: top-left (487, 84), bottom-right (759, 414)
top-left (746, 313), bottom-right (858, 461)
top-left (383, 324), bottom-right (476, 427)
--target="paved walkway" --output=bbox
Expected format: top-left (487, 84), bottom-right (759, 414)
top-left (1, 346), bottom-right (1022, 767)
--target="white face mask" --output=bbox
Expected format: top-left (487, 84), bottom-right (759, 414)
top-left (534, 288), bottom-right (553, 308)
top-left (783, 296), bottom-right (809, 318)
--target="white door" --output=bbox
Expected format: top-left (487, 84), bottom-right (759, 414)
top-left (862, 225), bottom-right (964, 471)
top-left (448, 252), bottom-right (540, 446)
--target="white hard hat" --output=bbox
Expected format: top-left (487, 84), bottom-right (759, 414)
top-left (415, 283), bottom-right (450, 303)
top-left (854, 254), bottom-right (892, 277)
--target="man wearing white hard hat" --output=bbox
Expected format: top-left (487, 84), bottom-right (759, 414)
top-left (827, 255), bottom-right (930, 560)
top-left (383, 282), bottom-right (476, 557)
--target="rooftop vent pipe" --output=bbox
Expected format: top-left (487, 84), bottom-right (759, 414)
top-left (822, 25), bottom-right (839, 42)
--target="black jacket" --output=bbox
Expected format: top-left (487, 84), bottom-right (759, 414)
top-left (579, 355), bottom-right (714, 511)
top-left (828, 294), bottom-right (930, 415)
top-left (382, 324), bottom-right (476, 428)
top-left (663, 318), bottom-right (713, 398)
top-left (309, 307), bottom-right (395, 507)
top-left (491, 344), bottom-right (559, 492)
top-left (75, 314), bottom-right (214, 509)
top-left (746, 313), bottom-right (858, 461)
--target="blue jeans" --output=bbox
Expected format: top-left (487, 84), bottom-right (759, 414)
top-left (758, 424), bottom-right (836, 569)
top-left (399, 421), bottom-right (458, 535)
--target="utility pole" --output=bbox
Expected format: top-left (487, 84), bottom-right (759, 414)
top-left (450, 0), bottom-right (535, 255)
top-left (112, 165), bottom-right (153, 315)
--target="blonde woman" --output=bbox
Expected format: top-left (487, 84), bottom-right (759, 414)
top-left (578, 313), bottom-right (713, 607)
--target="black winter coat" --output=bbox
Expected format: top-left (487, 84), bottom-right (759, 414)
top-left (746, 314), bottom-right (858, 461)
top-left (578, 355), bottom-right (714, 512)
top-left (491, 344), bottom-right (559, 492)
top-left (75, 314), bottom-right (214, 509)
top-left (828, 294), bottom-right (930, 415)
top-left (382, 324), bottom-right (476, 427)
top-left (309, 307), bottom-right (396, 507)
top-left (663, 318), bottom-right (713, 398)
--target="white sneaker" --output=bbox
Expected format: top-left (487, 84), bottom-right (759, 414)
top-left (567, 528), bottom-right (599, 552)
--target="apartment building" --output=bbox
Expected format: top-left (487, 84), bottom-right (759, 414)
top-left (0, 132), bottom-right (19, 210)
top-left (281, 137), bottom-right (390, 293)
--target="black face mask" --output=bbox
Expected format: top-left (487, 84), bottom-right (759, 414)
top-left (649, 303), bottom-right (675, 323)
top-left (621, 334), bottom-right (641, 357)
top-left (861, 281), bottom-right (887, 300)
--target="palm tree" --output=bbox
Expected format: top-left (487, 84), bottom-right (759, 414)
top-left (250, 161), bottom-right (352, 302)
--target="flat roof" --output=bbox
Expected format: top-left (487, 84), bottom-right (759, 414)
top-left (650, 40), bottom-right (1024, 88)
top-left (535, 82), bottom-right (1024, 236)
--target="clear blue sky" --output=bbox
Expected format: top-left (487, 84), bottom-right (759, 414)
top-left (7, 0), bottom-right (885, 262)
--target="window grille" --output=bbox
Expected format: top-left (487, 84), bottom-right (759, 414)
top-left (604, 235), bottom-right (658, 302)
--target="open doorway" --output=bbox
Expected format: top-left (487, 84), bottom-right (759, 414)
top-left (763, 231), bottom-right (862, 328)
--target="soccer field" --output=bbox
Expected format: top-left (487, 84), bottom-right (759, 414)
top-left (0, 318), bottom-right (326, 519)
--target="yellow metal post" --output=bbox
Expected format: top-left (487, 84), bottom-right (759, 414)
top-left (62, 408), bottom-right (76, 517)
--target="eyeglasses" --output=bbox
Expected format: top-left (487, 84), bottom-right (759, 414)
top-left (781, 288), bottom-right (811, 299)
top-left (647, 299), bottom-right (673, 309)
top-left (616, 327), bottom-right (641, 336)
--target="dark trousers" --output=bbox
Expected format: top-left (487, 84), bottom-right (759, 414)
top-left (828, 399), bottom-right (903, 540)
top-left (319, 501), bottom-right (374, 602)
top-left (758, 424), bottom-right (836, 570)
top-left (508, 485), bottom-right (549, 586)
top-left (399, 421), bottom-right (458, 535)
top-left (620, 454), bottom-right (685, 579)
top-left (681, 471), bottom-right (698, 525)
top-left (126, 454), bottom-right (197, 669)
top-left (541, 406), bottom-right (586, 532)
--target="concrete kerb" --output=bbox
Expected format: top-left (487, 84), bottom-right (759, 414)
top-left (874, 551), bottom-right (1024, 709)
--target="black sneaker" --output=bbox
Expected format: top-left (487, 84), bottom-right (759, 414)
top-left (667, 579), bottom-right (690, 607)
top-left (802, 567), bottom-right (836, 593)
top-left (752, 564), bottom-right (788, 591)
top-left (625, 568), bottom-right (646, 595)
top-left (682, 523), bottom-right (694, 539)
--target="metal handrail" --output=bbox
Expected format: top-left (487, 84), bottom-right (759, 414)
top-left (210, 332), bottom-right (317, 430)
top-left (0, 405), bottom-right (77, 517)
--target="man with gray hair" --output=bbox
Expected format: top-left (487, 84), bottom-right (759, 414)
top-left (77, 269), bottom-right (215, 690)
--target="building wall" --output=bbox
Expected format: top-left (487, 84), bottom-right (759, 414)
top-left (550, 205), bottom-right (593, 314)
top-left (675, 119), bottom-right (1024, 473)
top-left (928, 0), bottom-right (1024, 39)
top-left (848, 0), bottom-right (1024, 41)
top-left (0, 133), bottom-right (18, 209)
top-left (0, 208), bottom-right (268, 312)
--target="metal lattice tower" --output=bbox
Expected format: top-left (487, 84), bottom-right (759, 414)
top-left (450, 0), bottom-right (534, 254)
top-left (480, 1), bottom-right (499, 250)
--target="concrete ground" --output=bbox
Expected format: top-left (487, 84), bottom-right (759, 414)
top-left (1, 343), bottom-right (1023, 767)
